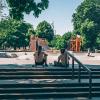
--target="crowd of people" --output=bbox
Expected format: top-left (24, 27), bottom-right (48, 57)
top-left (33, 46), bottom-right (70, 67)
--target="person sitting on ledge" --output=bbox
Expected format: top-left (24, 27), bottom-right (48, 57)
top-left (33, 46), bottom-right (48, 67)
top-left (54, 48), bottom-right (69, 67)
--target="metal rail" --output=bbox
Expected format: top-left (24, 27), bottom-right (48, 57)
top-left (66, 51), bottom-right (92, 99)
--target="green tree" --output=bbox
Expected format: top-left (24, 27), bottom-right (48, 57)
top-left (28, 28), bottom-right (36, 35)
top-left (96, 33), bottom-right (100, 49)
top-left (51, 35), bottom-right (64, 49)
top-left (36, 20), bottom-right (54, 42)
top-left (62, 32), bottom-right (72, 49)
top-left (0, 18), bottom-right (32, 49)
top-left (72, 0), bottom-right (100, 49)
top-left (6, 0), bottom-right (49, 20)
top-left (16, 22), bottom-right (33, 48)
top-left (50, 32), bottom-right (73, 50)
top-left (0, 18), bottom-right (19, 49)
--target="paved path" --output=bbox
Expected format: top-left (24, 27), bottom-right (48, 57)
top-left (0, 52), bottom-right (100, 65)
top-left (0, 52), bottom-right (99, 100)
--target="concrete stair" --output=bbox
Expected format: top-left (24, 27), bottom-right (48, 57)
top-left (0, 67), bottom-right (100, 99)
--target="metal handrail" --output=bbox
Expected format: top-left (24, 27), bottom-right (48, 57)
top-left (66, 51), bottom-right (92, 99)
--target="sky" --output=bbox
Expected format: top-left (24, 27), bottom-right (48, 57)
top-left (24, 0), bottom-right (83, 35)
top-left (1, 0), bottom-right (83, 35)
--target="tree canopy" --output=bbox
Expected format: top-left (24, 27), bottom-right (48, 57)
top-left (36, 20), bottom-right (54, 42)
top-left (72, 0), bottom-right (100, 49)
top-left (50, 35), bottom-right (64, 49)
top-left (6, 0), bottom-right (49, 20)
top-left (0, 18), bottom-right (32, 49)
top-left (50, 32), bottom-right (72, 49)
top-left (62, 32), bottom-right (72, 49)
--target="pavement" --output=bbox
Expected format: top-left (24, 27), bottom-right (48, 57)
top-left (0, 52), bottom-right (99, 100)
top-left (0, 52), bottom-right (100, 65)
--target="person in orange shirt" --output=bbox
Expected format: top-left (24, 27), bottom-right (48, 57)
top-left (33, 46), bottom-right (48, 66)
top-left (54, 48), bottom-right (69, 67)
